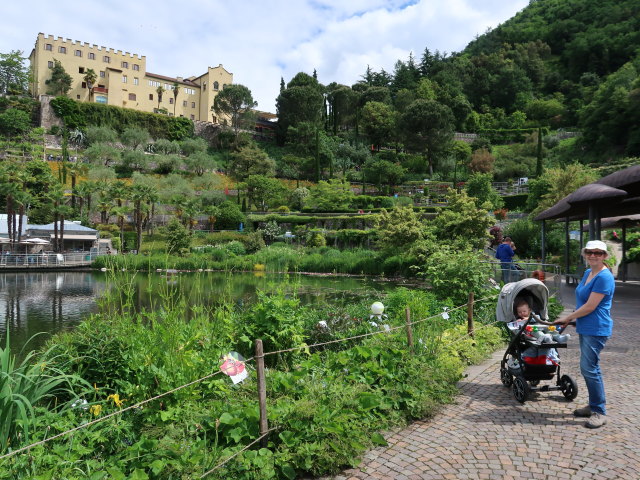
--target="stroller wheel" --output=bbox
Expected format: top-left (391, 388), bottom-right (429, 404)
top-left (513, 375), bottom-right (530, 403)
top-left (560, 374), bottom-right (578, 400)
top-left (500, 367), bottom-right (513, 387)
top-left (529, 380), bottom-right (540, 387)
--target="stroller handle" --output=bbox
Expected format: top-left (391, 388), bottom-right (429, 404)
top-left (557, 321), bottom-right (576, 333)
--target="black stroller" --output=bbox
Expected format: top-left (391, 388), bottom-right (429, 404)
top-left (497, 279), bottom-right (578, 403)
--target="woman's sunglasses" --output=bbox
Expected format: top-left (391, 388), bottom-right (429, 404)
top-left (584, 250), bottom-right (605, 256)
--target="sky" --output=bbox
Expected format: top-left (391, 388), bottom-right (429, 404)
top-left (1, 0), bottom-right (529, 113)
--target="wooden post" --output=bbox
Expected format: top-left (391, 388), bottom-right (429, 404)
top-left (255, 339), bottom-right (269, 446)
top-left (405, 307), bottom-right (414, 353)
top-left (467, 292), bottom-right (474, 338)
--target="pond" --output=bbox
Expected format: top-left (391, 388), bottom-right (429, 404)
top-left (0, 271), bottom-right (409, 355)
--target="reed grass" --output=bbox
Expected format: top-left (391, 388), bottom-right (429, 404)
top-left (0, 332), bottom-right (87, 452)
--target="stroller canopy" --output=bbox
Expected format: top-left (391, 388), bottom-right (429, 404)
top-left (496, 278), bottom-right (549, 323)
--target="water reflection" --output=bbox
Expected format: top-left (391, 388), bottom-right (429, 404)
top-left (0, 272), bottom-right (105, 354)
top-left (1, 271), bottom-right (399, 355)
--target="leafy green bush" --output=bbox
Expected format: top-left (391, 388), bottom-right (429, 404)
top-left (164, 219), bottom-right (191, 255)
top-left (305, 231), bottom-right (326, 248)
top-left (418, 247), bottom-right (493, 305)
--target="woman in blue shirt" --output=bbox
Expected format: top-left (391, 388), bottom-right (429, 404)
top-left (554, 240), bottom-right (615, 429)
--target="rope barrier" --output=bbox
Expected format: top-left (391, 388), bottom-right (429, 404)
top-left (0, 366), bottom-right (240, 461)
top-left (0, 292), bottom-right (501, 465)
top-left (262, 292), bottom-right (500, 358)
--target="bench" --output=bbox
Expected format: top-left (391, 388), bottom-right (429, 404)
top-left (565, 266), bottom-right (585, 285)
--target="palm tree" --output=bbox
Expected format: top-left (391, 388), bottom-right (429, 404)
top-left (83, 69), bottom-right (97, 102)
top-left (108, 181), bottom-right (129, 208)
top-left (47, 184), bottom-right (69, 253)
top-left (111, 205), bottom-right (130, 252)
top-left (183, 198), bottom-right (201, 233)
top-left (13, 191), bottom-right (32, 244)
top-left (145, 185), bottom-right (159, 235)
top-left (156, 85), bottom-right (165, 111)
top-left (74, 180), bottom-right (96, 219)
top-left (130, 183), bottom-right (153, 252)
top-left (0, 161), bottom-right (19, 247)
top-left (67, 162), bottom-right (89, 210)
top-left (98, 199), bottom-right (112, 224)
top-left (172, 82), bottom-right (180, 116)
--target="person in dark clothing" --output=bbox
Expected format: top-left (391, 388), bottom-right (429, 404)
top-left (496, 236), bottom-right (516, 283)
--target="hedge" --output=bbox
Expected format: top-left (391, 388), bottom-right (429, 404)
top-left (50, 96), bottom-right (194, 141)
top-left (503, 194), bottom-right (528, 211)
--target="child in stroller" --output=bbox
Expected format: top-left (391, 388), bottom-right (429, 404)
top-left (497, 279), bottom-right (579, 403)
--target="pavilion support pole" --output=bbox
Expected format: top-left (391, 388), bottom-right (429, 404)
top-left (564, 218), bottom-right (570, 275)
top-left (622, 221), bottom-right (627, 282)
top-left (541, 220), bottom-right (546, 264)
top-left (588, 205), bottom-right (596, 241)
top-left (595, 210), bottom-right (602, 240)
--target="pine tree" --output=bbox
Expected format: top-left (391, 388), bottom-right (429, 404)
top-left (45, 59), bottom-right (72, 96)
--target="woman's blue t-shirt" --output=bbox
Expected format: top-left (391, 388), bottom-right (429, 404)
top-left (575, 268), bottom-right (615, 336)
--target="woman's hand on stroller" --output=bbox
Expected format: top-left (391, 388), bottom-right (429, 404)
top-left (553, 317), bottom-right (575, 331)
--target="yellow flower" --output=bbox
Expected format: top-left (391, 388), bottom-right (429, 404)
top-left (89, 404), bottom-right (102, 416)
top-left (93, 383), bottom-right (100, 392)
top-left (107, 394), bottom-right (126, 408)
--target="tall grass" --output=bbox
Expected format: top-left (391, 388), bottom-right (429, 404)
top-left (0, 332), bottom-right (86, 452)
top-left (93, 245), bottom-right (415, 276)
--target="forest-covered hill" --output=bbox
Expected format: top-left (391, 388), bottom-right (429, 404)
top-left (293, 0), bottom-right (640, 163)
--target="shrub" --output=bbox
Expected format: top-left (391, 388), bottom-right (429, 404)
top-left (243, 231), bottom-right (266, 253)
top-left (306, 231), bottom-right (326, 248)
top-left (419, 247), bottom-right (492, 305)
top-left (224, 240), bottom-right (246, 256)
top-left (164, 219), bottom-right (191, 255)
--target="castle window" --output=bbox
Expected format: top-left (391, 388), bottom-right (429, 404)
top-left (122, 75), bottom-right (127, 83)
top-left (99, 71), bottom-right (105, 77)
top-left (75, 50), bottom-right (82, 57)
top-left (169, 98), bottom-right (174, 104)
top-left (58, 46), bottom-right (67, 54)
top-left (129, 93), bottom-right (136, 101)
top-left (133, 64), bottom-right (140, 71)
top-left (103, 55), bottom-right (110, 63)
top-left (79, 67), bottom-right (85, 74)
top-left (149, 94), bottom-right (153, 101)
top-left (45, 43), bottom-right (52, 51)
top-left (190, 114), bottom-right (195, 120)
top-left (47, 61), bottom-right (53, 68)
top-left (121, 61), bottom-right (128, 69)
top-left (82, 82), bottom-right (87, 88)
top-left (133, 77), bottom-right (139, 85)
top-left (213, 81), bottom-right (219, 90)
top-left (183, 100), bottom-right (187, 107)
top-left (191, 102), bottom-right (196, 108)
top-left (88, 52), bottom-right (95, 60)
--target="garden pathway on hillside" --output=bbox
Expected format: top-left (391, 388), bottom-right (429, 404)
top-left (323, 281), bottom-right (640, 480)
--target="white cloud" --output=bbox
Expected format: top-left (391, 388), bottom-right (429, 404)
top-left (1, 0), bottom-right (528, 112)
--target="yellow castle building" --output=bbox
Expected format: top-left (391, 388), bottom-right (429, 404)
top-left (29, 33), bottom-right (233, 124)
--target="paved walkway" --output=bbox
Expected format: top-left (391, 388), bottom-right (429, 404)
top-left (326, 281), bottom-right (640, 479)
